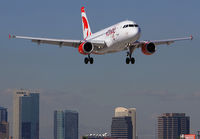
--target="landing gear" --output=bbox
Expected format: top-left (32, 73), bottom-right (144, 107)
top-left (84, 55), bottom-right (94, 64)
top-left (126, 46), bottom-right (136, 64)
top-left (131, 57), bottom-right (135, 64)
top-left (126, 57), bottom-right (135, 64)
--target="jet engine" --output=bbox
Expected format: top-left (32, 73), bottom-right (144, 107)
top-left (78, 42), bottom-right (94, 55)
top-left (141, 42), bottom-right (156, 55)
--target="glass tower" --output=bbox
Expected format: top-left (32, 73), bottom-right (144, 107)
top-left (13, 90), bottom-right (39, 139)
top-left (111, 116), bottom-right (133, 139)
top-left (54, 110), bottom-right (78, 139)
top-left (54, 111), bottom-right (65, 139)
top-left (0, 107), bottom-right (8, 122)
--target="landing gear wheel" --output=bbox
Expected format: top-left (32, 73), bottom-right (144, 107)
top-left (84, 57), bottom-right (89, 64)
top-left (131, 57), bottom-right (135, 64)
top-left (90, 57), bottom-right (94, 64)
top-left (126, 58), bottom-right (130, 64)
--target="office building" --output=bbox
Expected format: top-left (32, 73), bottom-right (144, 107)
top-left (0, 121), bottom-right (9, 139)
top-left (0, 107), bottom-right (9, 139)
top-left (115, 107), bottom-right (136, 139)
top-left (13, 90), bottom-right (39, 139)
top-left (54, 110), bottom-right (78, 139)
top-left (157, 113), bottom-right (190, 139)
top-left (0, 107), bottom-right (8, 122)
top-left (111, 116), bottom-right (133, 139)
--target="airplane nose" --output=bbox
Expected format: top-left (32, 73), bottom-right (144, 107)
top-left (133, 27), bottom-right (141, 39)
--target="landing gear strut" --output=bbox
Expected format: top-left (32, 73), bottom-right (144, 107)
top-left (126, 46), bottom-right (135, 64)
top-left (84, 55), bottom-right (94, 64)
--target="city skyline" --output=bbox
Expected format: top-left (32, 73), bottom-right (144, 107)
top-left (0, 0), bottom-right (200, 139)
top-left (0, 91), bottom-right (199, 139)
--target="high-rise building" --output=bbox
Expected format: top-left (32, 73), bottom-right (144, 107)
top-left (0, 107), bottom-right (9, 139)
top-left (54, 111), bottom-right (65, 139)
top-left (157, 113), bottom-right (190, 139)
top-left (0, 121), bottom-right (9, 139)
top-left (0, 107), bottom-right (8, 122)
top-left (54, 110), bottom-right (78, 139)
top-left (13, 90), bottom-right (39, 139)
top-left (111, 116), bottom-right (133, 139)
top-left (115, 107), bottom-right (136, 139)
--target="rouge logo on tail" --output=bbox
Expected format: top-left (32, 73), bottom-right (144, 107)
top-left (82, 17), bottom-right (88, 30)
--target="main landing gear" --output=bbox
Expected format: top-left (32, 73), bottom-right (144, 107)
top-left (126, 56), bottom-right (135, 64)
top-left (84, 55), bottom-right (94, 64)
top-left (126, 46), bottom-right (135, 64)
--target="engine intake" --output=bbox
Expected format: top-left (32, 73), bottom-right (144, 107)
top-left (141, 42), bottom-right (156, 55)
top-left (78, 42), bottom-right (94, 55)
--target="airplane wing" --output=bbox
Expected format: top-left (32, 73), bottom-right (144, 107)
top-left (132, 36), bottom-right (193, 48)
top-left (9, 35), bottom-right (105, 48)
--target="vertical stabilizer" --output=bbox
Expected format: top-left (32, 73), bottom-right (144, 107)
top-left (81, 7), bottom-right (92, 39)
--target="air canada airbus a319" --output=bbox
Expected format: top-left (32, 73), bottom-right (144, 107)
top-left (10, 7), bottom-right (193, 64)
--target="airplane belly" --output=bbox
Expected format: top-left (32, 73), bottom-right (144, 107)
top-left (93, 42), bottom-right (126, 54)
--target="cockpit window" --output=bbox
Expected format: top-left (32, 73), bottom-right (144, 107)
top-left (123, 24), bottom-right (139, 28)
top-left (123, 25), bottom-right (128, 28)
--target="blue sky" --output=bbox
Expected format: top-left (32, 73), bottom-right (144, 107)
top-left (0, 0), bottom-right (200, 139)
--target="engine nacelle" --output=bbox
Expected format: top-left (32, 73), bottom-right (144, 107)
top-left (78, 42), bottom-right (94, 55)
top-left (141, 42), bottom-right (156, 55)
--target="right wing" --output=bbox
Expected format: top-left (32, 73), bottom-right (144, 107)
top-left (132, 36), bottom-right (193, 48)
top-left (9, 35), bottom-right (105, 48)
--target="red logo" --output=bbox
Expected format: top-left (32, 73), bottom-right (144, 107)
top-left (82, 17), bottom-right (88, 30)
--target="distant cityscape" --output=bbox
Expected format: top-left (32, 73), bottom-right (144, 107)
top-left (0, 89), bottom-right (199, 139)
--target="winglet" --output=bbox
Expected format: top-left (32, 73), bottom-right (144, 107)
top-left (190, 35), bottom-right (193, 40)
top-left (9, 34), bottom-right (16, 39)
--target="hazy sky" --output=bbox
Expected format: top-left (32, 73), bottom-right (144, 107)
top-left (0, 0), bottom-right (200, 139)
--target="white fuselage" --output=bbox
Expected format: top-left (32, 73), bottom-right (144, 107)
top-left (86, 20), bottom-right (141, 54)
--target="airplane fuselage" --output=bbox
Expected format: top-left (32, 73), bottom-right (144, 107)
top-left (86, 20), bottom-right (141, 54)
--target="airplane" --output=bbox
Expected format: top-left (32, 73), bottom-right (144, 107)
top-left (9, 7), bottom-right (193, 64)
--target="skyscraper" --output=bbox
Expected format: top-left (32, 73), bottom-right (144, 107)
top-left (0, 107), bottom-right (8, 122)
top-left (54, 110), bottom-right (78, 139)
top-left (111, 116), bottom-right (133, 139)
top-left (13, 90), bottom-right (39, 139)
top-left (115, 107), bottom-right (136, 139)
top-left (0, 107), bottom-right (9, 139)
top-left (157, 113), bottom-right (190, 139)
top-left (54, 111), bottom-right (65, 139)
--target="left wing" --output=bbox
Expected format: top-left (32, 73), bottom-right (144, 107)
top-left (9, 35), bottom-right (105, 48)
top-left (132, 35), bottom-right (193, 48)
